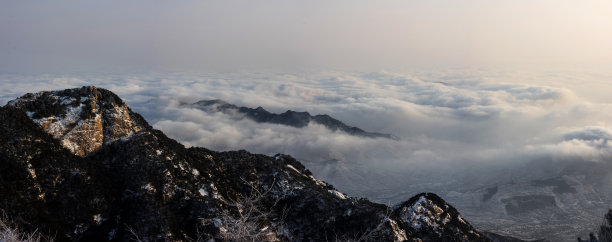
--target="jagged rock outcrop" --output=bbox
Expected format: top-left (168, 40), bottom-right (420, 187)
top-left (191, 99), bottom-right (399, 140)
top-left (7, 87), bottom-right (143, 156)
top-left (391, 193), bottom-right (484, 241)
top-left (1, 87), bottom-right (493, 241)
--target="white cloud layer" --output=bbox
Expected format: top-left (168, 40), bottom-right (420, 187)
top-left (4, 70), bottom-right (612, 239)
top-left (1, 70), bottom-right (612, 194)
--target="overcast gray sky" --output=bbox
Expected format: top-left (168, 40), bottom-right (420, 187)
top-left (1, 1), bottom-right (611, 72)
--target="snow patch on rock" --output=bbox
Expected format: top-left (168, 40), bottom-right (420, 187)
top-left (192, 168), bottom-right (200, 176)
top-left (199, 188), bottom-right (208, 196)
top-left (93, 214), bottom-right (103, 225)
top-left (8, 87), bottom-right (145, 157)
top-left (286, 164), bottom-right (301, 174)
top-left (399, 195), bottom-right (451, 236)
top-left (328, 189), bottom-right (347, 199)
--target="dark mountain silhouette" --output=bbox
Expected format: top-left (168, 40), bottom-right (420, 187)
top-left (191, 99), bottom-right (399, 140)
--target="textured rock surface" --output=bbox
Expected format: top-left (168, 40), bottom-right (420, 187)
top-left (0, 87), bottom-right (500, 241)
top-left (7, 86), bottom-right (143, 156)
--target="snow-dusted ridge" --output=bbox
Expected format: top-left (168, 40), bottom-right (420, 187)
top-left (392, 193), bottom-right (485, 241)
top-left (7, 86), bottom-right (146, 156)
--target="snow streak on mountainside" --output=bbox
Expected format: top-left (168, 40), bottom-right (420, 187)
top-left (0, 86), bottom-right (499, 241)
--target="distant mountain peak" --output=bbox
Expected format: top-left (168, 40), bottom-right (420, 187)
top-left (392, 193), bottom-right (484, 240)
top-left (7, 86), bottom-right (147, 156)
top-left (191, 99), bottom-right (399, 140)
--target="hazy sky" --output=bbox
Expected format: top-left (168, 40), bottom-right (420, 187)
top-left (1, 1), bottom-right (611, 72)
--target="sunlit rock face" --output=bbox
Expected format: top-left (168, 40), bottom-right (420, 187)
top-left (7, 86), bottom-right (144, 156)
top-left (392, 193), bottom-right (485, 242)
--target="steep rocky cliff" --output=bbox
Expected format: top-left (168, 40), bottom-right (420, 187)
top-left (7, 87), bottom-right (143, 156)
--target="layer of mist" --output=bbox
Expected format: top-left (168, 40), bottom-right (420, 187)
top-left (2, 70), bottom-right (612, 240)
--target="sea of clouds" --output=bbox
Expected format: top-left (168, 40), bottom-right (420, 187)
top-left (2, 70), bottom-right (612, 198)
top-left (4, 70), bottom-right (612, 240)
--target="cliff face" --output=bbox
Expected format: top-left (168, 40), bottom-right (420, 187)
top-left (7, 86), bottom-right (144, 157)
top-left (0, 87), bottom-right (491, 241)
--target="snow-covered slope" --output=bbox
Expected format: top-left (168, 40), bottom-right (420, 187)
top-left (393, 193), bottom-right (485, 241)
top-left (7, 86), bottom-right (145, 156)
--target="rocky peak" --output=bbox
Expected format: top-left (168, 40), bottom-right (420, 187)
top-left (194, 99), bottom-right (236, 110)
top-left (7, 86), bottom-right (146, 156)
top-left (392, 193), bottom-right (485, 241)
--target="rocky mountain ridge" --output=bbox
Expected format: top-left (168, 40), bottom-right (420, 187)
top-left (190, 99), bottom-right (398, 140)
top-left (7, 87), bottom-right (144, 157)
top-left (0, 86), bottom-right (509, 241)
